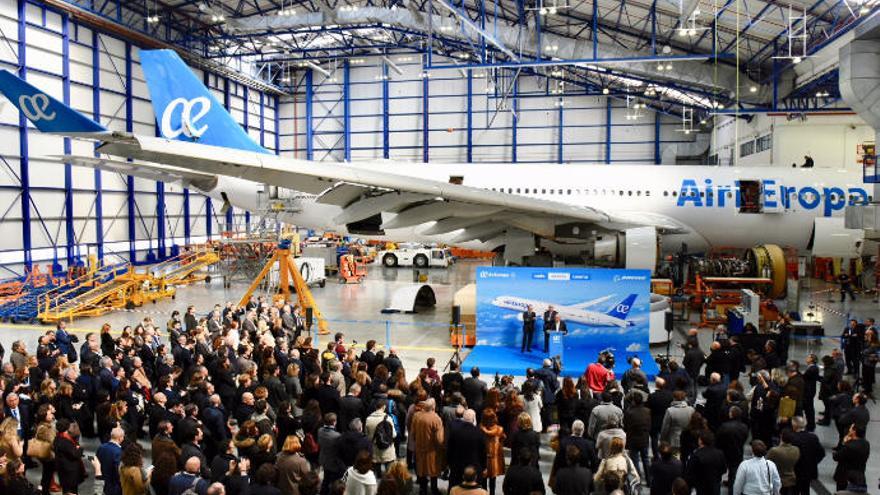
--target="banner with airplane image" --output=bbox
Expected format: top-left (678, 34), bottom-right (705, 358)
top-left (471, 266), bottom-right (654, 376)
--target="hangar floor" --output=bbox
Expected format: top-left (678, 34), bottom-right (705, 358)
top-left (0, 258), bottom-right (875, 494)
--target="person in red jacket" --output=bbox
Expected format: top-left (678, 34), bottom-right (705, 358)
top-left (585, 350), bottom-right (616, 396)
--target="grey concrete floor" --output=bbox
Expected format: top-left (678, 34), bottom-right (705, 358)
top-left (0, 259), bottom-right (876, 494)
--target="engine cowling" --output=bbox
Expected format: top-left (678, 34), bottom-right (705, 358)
top-left (585, 227), bottom-right (658, 271)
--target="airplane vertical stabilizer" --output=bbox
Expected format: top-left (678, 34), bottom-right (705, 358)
top-left (139, 50), bottom-right (268, 154)
top-left (606, 294), bottom-right (637, 320)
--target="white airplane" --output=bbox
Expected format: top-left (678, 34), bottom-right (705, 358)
top-left (491, 294), bottom-right (638, 328)
top-left (0, 50), bottom-right (869, 281)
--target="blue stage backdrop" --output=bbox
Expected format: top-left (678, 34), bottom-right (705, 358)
top-left (465, 267), bottom-right (658, 378)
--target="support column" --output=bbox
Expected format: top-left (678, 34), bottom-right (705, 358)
top-left (17, 0), bottom-right (32, 270)
top-left (306, 71), bottom-right (314, 160)
top-left (557, 98), bottom-right (564, 164)
top-left (382, 63), bottom-right (390, 159)
top-left (654, 112), bottom-right (662, 164)
top-left (422, 75), bottom-right (429, 162)
top-left (466, 70), bottom-right (473, 163)
top-left (156, 182), bottom-right (166, 258)
top-left (274, 95), bottom-right (280, 155)
top-left (605, 98), bottom-right (612, 164)
top-left (512, 76), bottom-right (519, 163)
top-left (125, 42), bottom-right (137, 262)
top-left (223, 78), bottom-right (233, 231)
top-left (92, 30), bottom-right (104, 261)
top-left (183, 188), bottom-right (191, 246)
top-left (343, 60), bottom-right (351, 161)
top-left (62, 13), bottom-right (75, 268)
top-left (206, 197), bottom-right (213, 240)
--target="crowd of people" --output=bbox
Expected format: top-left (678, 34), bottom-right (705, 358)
top-left (0, 297), bottom-right (873, 495)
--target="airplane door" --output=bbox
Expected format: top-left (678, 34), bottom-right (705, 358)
top-left (737, 180), bottom-right (762, 214)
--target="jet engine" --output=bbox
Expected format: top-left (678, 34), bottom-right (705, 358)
top-left (677, 244), bottom-right (788, 299)
top-left (585, 227), bottom-right (659, 271)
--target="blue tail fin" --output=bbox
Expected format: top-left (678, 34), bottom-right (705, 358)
top-left (139, 50), bottom-right (268, 154)
top-left (606, 294), bottom-right (637, 320)
top-left (0, 69), bottom-right (106, 134)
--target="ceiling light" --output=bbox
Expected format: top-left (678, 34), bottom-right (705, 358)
top-left (793, 56), bottom-right (802, 64)
top-left (657, 63), bottom-right (664, 71)
top-left (665, 63), bottom-right (673, 70)
top-left (700, 119), bottom-right (707, 124)
top-left (749, 85), bottom-right (757, 93)
top-left (548, 6), bottom-right (557, 14)
top-left (540, 7), bottom-right (548, 14)
top-left (684, 129), bottom-right (691, 135)
top-left (602, 87), bottom-right (610, 95)
top-left (717, 103), bottom-right (724, 109)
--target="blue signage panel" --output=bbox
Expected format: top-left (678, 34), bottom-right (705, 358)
top-left (472, 267), bottom-right (653, 377)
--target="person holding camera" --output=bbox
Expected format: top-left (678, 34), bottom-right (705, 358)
top-left (585, 351), bottom-right (615, 397)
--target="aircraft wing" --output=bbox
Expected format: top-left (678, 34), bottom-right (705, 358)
top-left (60, 155), bottom-right (220, 191)
top-left (95, 136), bottom-right (684, 240)
top-left (568, 294), bottom-right (615, 310)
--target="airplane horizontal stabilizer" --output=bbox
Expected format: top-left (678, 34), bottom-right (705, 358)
top-left (0, 69), bottom-right (107, 135)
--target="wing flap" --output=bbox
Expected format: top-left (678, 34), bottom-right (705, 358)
top-left (61, 155), bottom-right (219, 190)
top-left (314, 182), bottom-right (390, 207)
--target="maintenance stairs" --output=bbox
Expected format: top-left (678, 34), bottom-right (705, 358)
top-left (150, 247), bottom-right (220, 286)
top-left (0, 263), bottom-right (124, 323)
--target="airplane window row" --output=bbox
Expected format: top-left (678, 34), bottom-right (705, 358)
top-left (487, 188), bottom-right (874, 203)
top-left (489, 188), bottom-right (654, 197)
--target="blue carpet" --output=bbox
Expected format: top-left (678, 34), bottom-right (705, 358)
top-left (464, 344), bottom-right (660, 379)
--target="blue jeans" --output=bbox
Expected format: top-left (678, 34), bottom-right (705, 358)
top-left (627, 447), bottom-right (651, 484)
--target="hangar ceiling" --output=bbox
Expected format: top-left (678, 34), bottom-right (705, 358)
top-left (56, 0), bottom-right (878, 117)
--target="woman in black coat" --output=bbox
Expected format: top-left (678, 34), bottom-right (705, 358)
top-left (53, 420), bottom-right (86, 495)
top-left (509, 412), bottom-right (541, 467)
top-left (4, 459), bottom-right (39, 495)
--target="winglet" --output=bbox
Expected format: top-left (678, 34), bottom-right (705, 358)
top-left (606, 294), bottom-right (637, 320)
top-left (0, 69), bottom-right (107, 135)
top-left (139, 49), bottom-right (268, 154)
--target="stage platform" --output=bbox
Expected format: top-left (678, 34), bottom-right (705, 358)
top-left (463, 343), bottom-right (660, 379)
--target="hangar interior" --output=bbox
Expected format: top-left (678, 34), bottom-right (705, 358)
top-left (0, 0), bottom-right (880, 492)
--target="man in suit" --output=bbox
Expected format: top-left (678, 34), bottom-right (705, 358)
top-left (802, 353), bottom-right (820, 431)
top-left (551, 420), bottom-right (599, 476)
top-left (445, 409), bottom-right (485, 489)
top-left (462, 367), bottom-right (488, 415)
top-left (715, 406), bottom-right (748, 495)
top-left (184, 305), bottom-right (199, 332)
top-left (521, 305), bottom-right (536, 353)
top-left (545, 314), bottom-right (568, 353)
top-left (201, 395), bottom-right (228, 444)
top-left (96, 427), bottom-right (125, 495)
top-left (841, 319), bottom-right (864, 376)
top-left (833, 425), bottom-right (870, 491)
top-left (685, 430), bottom-right (727, 495)
top-left (702, 372), bottom-right (727, 429)
top-left (338, 383), bottom-right (366, 433)
top-left (789, 416), bottom-right (824, 495)
top-left (5, 392), bottom-right (33, 467)
top-left (542, 306), bottom-right (559, 353)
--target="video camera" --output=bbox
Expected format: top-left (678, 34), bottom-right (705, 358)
top-left (599, 347), bottom-right (616, 370)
